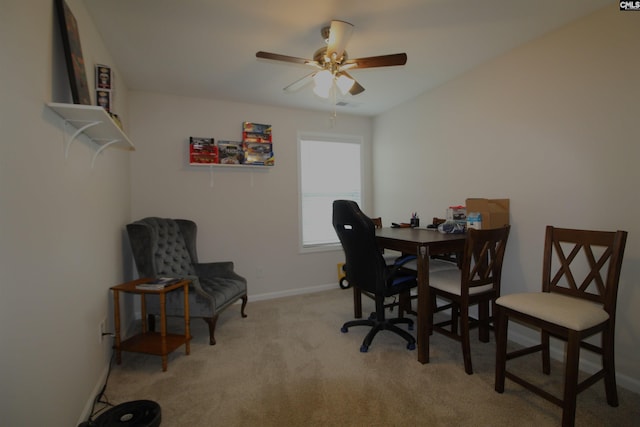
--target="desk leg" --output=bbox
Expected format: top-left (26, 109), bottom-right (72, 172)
top-left (160, 292), bottom-right (168, 372)
top-left (113, 290), bottom-right (121, 365)
top-left (417, 245), bottom-right (430, 364)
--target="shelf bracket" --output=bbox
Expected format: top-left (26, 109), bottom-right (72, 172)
top-left (91, 139), bottom-right (122, 168)
top-left (63, 119), bottom-right (102, 159)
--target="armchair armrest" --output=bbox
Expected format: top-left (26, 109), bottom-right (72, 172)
top-left (194, 261), bottom-right (246, 283)
top-left (153, 274), bottom-right (207, 295)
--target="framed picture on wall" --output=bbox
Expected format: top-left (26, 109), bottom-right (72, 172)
top-left (97, 90), bottom-right (111, 112)
top-left (95, 64), bottom-right (112, 90)
top-left (55, 0), bottom-right (91, 105)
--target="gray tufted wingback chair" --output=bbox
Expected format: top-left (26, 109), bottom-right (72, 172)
top-left (126, 217), bottom-right (247, 345)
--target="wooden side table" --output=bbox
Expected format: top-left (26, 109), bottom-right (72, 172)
top-left (111, 277), bottom-right (191, 371)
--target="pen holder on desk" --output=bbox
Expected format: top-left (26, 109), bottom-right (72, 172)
top-left (410, 218), bottom-right (420, 228)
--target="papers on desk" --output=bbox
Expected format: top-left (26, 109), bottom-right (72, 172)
top-left (136, 277), bottom-right (181, 290)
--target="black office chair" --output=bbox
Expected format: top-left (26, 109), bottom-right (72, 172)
top-left (333, 200), bottom-right (417, 352)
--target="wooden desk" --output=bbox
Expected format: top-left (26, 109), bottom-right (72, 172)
top-left (375, 228), bottom-right (466, 363)
top-left (111, 278), bottom-right (191, 371)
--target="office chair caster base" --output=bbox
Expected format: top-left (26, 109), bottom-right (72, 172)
top-left (341, 326), bottom-right (349, 333)
top-left (360, 344), bottom-right (369, 353)
top-left (407, 342), bottom-right (416, 351)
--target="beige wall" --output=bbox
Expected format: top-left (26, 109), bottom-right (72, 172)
top-left (372, 5), bottom-right (640, 392)
top-left (0, 0), bottom-right (132, 425)
top-left (127, 92), bottom-right (373, 298)
top-left (2, 2), bottom-right (638, 425)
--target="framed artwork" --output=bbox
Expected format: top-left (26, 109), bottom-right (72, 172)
top-left (95, 64), bottom-right (112, 90)
top-left (97, 90), bottom-right (111, 112)
top-left (55, 0), bottom-right (91, 105)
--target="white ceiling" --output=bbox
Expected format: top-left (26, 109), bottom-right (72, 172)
top-left (84, 0), bottom-right (610, 117)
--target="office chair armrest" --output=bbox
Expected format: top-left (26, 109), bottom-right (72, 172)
top-left (393, 255), bottom-right (417, 267)
top-left (386, 255), bottom-right (419, 279)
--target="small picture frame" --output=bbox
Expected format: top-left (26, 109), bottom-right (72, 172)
top-left (95, 64), bottom-right (112, 90)
top-left (97, 90), bottom-right (111, 112)
top-left (55, 0), bottom-right (91, 105)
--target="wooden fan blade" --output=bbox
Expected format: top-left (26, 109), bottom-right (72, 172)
top-left (327, 20), bottom-right (354, 60)
top-left (256, 51), bottom-right (318, 67)
top-left (341, 72), bottom-right (365, 95)
top-left (342, 53), bottom-right (407, 69)
top-left (349, 80), bottom-right (365, 96)
top-left (283, 72), bottom-right (315, 92)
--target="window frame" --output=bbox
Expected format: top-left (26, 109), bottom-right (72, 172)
top-left (297, 132), bottom-right (364, 253)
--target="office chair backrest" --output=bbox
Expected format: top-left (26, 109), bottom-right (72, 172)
top-left (332, 200), bottom-right (387, 294)
top-left (542, 225), bottom-right (627, 314)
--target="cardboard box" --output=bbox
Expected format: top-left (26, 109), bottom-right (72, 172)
top-left (465, 198), bottom-right (510, 229)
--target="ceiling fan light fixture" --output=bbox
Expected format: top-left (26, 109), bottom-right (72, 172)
top-left (313, 84), bottom-right (331, 99)
top-left (313, 70), bottom-right (333, 98)
top-left (336, 74), bottom-right (355, 95)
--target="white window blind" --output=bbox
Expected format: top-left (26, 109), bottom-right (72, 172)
top-left (299, 136), bottom-right (362, 249)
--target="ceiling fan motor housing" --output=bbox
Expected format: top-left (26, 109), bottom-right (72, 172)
top-left (314, 47), bottom-right (348, 68)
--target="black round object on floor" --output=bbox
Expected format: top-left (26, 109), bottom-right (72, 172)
top-left (93, 400), bottom-right (161, 427)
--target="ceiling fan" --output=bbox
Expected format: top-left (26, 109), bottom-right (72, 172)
top-left (256, 20), bottom-right (407, 99)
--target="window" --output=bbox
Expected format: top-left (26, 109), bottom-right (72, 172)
top-left (299, 134), bottom-right (362, 251)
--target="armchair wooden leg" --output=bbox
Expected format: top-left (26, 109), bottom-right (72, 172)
top-left (240, 294), bottom-right (248, 318)
top-left (204, 315), bottom-right (219, 345)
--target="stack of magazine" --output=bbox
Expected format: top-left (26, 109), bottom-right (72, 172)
top-left (136, 277), bottom-right (181, 290)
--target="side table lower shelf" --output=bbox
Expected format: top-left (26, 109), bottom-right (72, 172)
top-left (111, 278), bottom-right (191, 371)
top-left (120, 332), bottom-right (189, 355)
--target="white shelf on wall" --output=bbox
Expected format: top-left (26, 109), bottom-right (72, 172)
top-left (191, 163), bottom-right (273, 169)
top-left (47, 102), bottom-right (135, 167)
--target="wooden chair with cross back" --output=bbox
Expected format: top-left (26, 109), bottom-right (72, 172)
top-left (494, 225), bottom-right (627, 427)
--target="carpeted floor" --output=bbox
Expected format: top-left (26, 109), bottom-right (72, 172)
top-left (101, 288), bottom-right (640, 426)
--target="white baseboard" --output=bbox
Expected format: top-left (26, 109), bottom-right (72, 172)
top-left (77, 351), bottom-right (112, 426)
top-left (246, 282), bottom-right (338, 302)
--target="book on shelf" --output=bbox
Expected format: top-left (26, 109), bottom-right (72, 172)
top-left (136, 277), bottom-right (181, 290)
